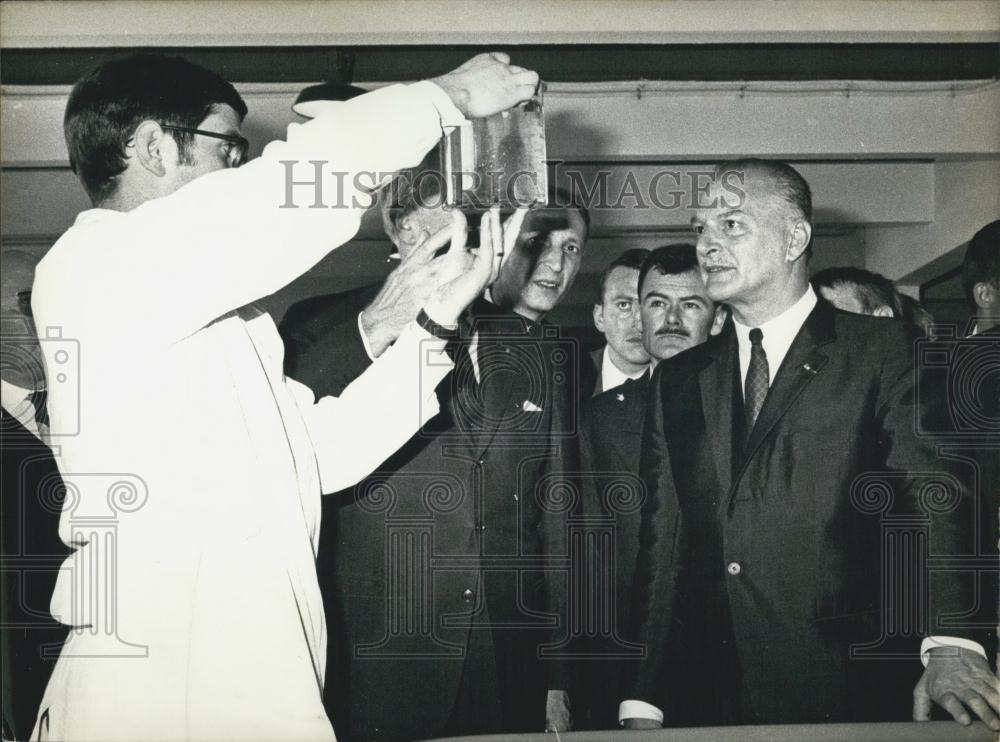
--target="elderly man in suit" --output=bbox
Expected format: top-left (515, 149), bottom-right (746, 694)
top-left (622, 159), bottom-right (997, 730)
top-left (282, 187), bottom-right (589, 741)
top-left (586, 248), bottom-right (651, 396)
top-left (576, 243), bottom-right (724, 728)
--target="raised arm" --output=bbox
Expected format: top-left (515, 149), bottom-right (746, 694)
top-left (302, 208), bottom-right (509, 494)
top-left (114, 54), bottom-right (539, 342)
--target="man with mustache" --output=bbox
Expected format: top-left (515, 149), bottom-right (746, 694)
top-left (586, 249), bottom-right (651, 397)
top-left (623, 159), bottom-right (996, 730)
top-left (576, 243), bottom-right (724, 728)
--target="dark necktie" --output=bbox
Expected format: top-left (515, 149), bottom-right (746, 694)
top-left (744, 328), bottom-right (769, 429)
top-left (28, 389), bottom-right (49, 429)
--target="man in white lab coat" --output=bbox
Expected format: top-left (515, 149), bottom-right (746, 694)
top-left (29, 52), bottom-right (537, 741)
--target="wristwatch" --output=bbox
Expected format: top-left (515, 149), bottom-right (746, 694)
top-left (416, 308), bottom-right (460, 340)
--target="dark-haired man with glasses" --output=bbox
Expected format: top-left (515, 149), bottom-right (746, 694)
top-left (29, 51), bottom-right (539, 741)
top-left (158, 124), bottom-right (250, 170)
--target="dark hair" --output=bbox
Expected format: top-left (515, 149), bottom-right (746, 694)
top-left (638, 243), bottom-right (699, 295)
top-left (714, 158), bottom-right (812, 224)
top-left (381, 173), bottom-right (591, 245)
top-left (898, 294), bottom-right (935, 335)
top-left (64, 54), bottom-right (248, 204)
top-left (811, 266), bottom-right (903, 316)
top-left (961, 220), bottom-right (1000, 308)
top-left (541, 185), bottom-right (591, 234)
top-left (596, 248), bottom-right (650, 303)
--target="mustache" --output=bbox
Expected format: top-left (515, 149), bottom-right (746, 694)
top-left (655, 327), bottom-right (690, 338)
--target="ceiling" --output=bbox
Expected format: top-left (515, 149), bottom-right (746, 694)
top-left (1, 0), bottom-right (997, 334)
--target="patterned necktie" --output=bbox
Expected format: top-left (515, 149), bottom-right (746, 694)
top-left (744, 328), bottom-right (769, 429)
top-left (28, 389), bottom-right (49, 429)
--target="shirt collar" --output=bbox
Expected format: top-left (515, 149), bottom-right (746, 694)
top-left (601, 346), bottom-right (649, 392)
top-left (0, 378), bottom-right (41, 437)
top-left (733, 284), bottom-right (817, 381)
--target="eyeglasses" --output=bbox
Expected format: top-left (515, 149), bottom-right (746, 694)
top-left (160, 125), bottom-right (249, 168)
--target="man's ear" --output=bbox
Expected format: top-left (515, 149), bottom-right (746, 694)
top-left (132, 120), bottom-right (171, 178)
top-left (396, 214), bottom-right (426, 249)
top-left (873, 305), bottom-right (895, 318)
top-left (592, 303), bottom-right (605, 333)
top-left (709, 304), bottom-right (727, 336)
top-left (973, 281), bottom-right (997, 310)
top-left (785, 218), bottom-right (812, 263)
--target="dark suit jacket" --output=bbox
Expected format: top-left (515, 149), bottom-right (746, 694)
top-left (279, 283), bottom-right (379, 394)
top-left (576, 373), bottom-right (650, 728)
top-left (1, 408), bottom-right (68, 740)
top-left (629, 301), bottom-right (978, 726)
top-left (281, 296), bottom-right (579, 742)
top-left (583, 347), bottom-right (603, 399)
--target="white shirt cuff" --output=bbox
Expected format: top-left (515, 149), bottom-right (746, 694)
top-left (618, 699), bottom-right (663, 725)
top-left (920, 636), bottom-right (988, 667)
top-left (418, 79), bottom-right (468, 129)
top-left (357, 311), bottom-right (378, 361)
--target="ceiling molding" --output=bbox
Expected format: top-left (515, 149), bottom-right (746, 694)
top-left (3, 1), bottom-right (999, 47)
top-left (4, 44), bottom-right (999, 85)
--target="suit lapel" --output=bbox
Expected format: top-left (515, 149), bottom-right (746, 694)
top-left (462, 301), bottom-right (536, 458)
top-left (735, 301), bottom-right (836, 490)
top-left (700, 326), bottom-right (739, 498)
top-left (589, 347), bottom-right (604, 398)
top-left (625, 373), bottom-right (649, 432)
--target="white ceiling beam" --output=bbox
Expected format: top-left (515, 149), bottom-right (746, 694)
top-left (4, 80), bottom-right (999, 168)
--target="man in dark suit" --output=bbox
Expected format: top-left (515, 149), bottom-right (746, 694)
top-left (957, 221), bottom-right (1000, 666)
top-left (576, 244), bottom-right (724, 728)
top-left (586, 248), bottom-right (650, 397)
top-left (1, 250), bottom-right (68, 740)
top-left (622, 159), bottom-right (997, 730)
top-left (282, 187), bottom-right (589, 741)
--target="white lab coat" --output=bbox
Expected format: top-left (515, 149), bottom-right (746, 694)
top-left (29, 81), bottom-right (463, 741)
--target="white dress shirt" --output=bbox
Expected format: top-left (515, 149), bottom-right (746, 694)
top-left (733, 284), bottom-right (818, 389)
top-left (31, 81), bottom-right (464, 742)
top-left (600, 345), bottom-right (649, 393)
top-left (620, 284), bottom-right (983, 725)
top-left (0, 377), bottom-right (46, 442)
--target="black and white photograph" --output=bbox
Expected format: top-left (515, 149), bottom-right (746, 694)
top-left (1, 2), bottom-right (998, 740)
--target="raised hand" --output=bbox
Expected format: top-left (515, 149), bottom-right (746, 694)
top-left (431, 53), bottom-right (539, 119)
top-left (424, 207), bottom-right (510, 327)
top-left (359, 215), bottom-right (465, 358)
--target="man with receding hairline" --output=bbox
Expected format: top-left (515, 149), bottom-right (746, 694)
top-left (623, 159), bottom-right (995, 730)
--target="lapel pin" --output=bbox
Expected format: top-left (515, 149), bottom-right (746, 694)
top-left (616, 393), bottom-right (625, 402)
top-left (803, 362), bottom-right (817, 374)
